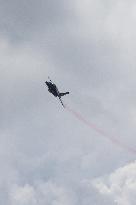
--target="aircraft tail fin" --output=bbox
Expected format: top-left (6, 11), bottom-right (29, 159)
top-left (59, 92), bottom-right (69, 97)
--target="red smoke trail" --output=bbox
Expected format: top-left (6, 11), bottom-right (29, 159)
top-left (66, 105), bottom-right (136, 155)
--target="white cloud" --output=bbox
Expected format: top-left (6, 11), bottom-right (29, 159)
top-left (10, 184), bottom-right (37, 205)
top-left (10, 182), bottom-right (75, 205)
top-left (93, 161), bottom-right (136, 205)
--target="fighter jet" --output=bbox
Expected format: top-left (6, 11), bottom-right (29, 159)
top-left (45, 77), bottom-right (69, 108)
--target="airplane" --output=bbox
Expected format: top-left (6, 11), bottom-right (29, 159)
top-left (45, 77), bottom-right (69, 108)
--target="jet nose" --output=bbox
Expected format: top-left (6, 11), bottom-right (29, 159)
top-left (45, 81), bottom-right (48, 85)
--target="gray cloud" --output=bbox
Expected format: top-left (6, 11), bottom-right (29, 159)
top-left (0, 0), bottom-right (74, 42)
top-left (1, 0), bottom-right (136, 204)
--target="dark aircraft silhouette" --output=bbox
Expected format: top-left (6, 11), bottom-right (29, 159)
top-left (45, 77), bottom-right (69, 107)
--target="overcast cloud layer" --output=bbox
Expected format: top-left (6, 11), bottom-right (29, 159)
top-left (1, 0), bottom-right (136, 204)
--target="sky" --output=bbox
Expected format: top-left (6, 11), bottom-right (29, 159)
top-left (1, 0), bottom-right (136, 204)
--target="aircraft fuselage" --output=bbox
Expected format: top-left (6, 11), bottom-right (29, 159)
top-left (45, 81), bottom-right (59, 97)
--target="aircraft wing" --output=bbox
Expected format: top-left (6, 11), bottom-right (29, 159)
top-left (58, 97), bottom-right (65, 108)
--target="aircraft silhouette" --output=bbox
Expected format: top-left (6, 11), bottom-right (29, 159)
top-left (45, 77), bottom-right (69, 107)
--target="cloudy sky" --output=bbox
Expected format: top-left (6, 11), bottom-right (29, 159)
top-left (1, 0), bottom-right (136, 204)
